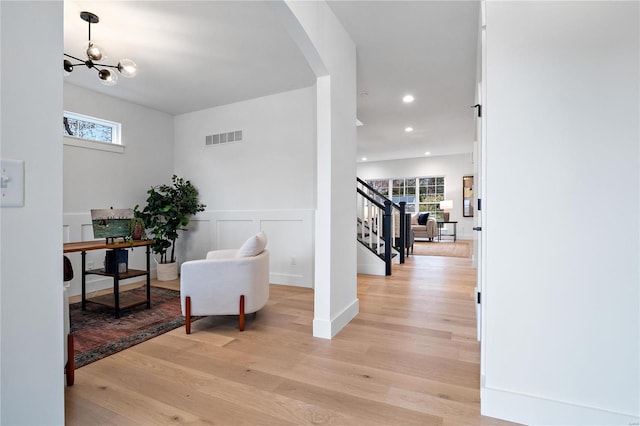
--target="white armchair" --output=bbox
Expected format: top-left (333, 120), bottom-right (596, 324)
top-left (180, 232), bottom-right (270, 333)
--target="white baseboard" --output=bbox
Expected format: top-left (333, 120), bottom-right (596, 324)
top-left (270, 272), bottom-right (311, 288)
top-left (313, 298), bottom-right (359, 339)
top-left (481, 385), bottom-right (640, 425)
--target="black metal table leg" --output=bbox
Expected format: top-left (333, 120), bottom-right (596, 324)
top-left (81, 250), bottom-right (87, 310)
top-left (114, 248), bottom-right (120, 318)
top-left (146, 244), bottom-right (151, 309)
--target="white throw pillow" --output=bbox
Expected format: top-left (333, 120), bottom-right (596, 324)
top-left (236, 231), bottom-right (267, 257)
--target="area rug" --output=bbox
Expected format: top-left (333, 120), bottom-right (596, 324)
top-left (70, 286), bottom-right (196, 368)
top-left (411, 240), bottom-right (473, 258)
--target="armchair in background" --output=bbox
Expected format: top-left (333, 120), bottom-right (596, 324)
top-left (394, 212), bottom-right (415, 255)
top-left (180, 232), bottom-right (270, 333)
top-left (411, 213), bottom-right (438, 241)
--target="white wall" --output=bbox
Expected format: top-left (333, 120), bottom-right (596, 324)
top-left (0, 1), bottom-right (64, 423)
top-left (173, 87), bottom-right (315, 211)
top-left (63, 83), bottom-right (174, 296)
top-left (482, 2), bottom-right (639, 424)
top-left (174, 87), bottom-right (316, 287)
top-left (357, 154), bottom-right (475, 239)
top-left (274, 0), bottom-right (358, 339)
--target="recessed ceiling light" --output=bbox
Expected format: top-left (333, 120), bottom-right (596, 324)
top-left (424, 151), bottom-right (431, 156)
top-left (402, 94), bottom-right (414, 103)
top-left (361, 157), bottom-right (367, 162)
top-left (405, 127), bottom-right (413, 132)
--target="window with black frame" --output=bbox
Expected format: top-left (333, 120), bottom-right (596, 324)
top-left (366, 176), bottom-right (445, 219)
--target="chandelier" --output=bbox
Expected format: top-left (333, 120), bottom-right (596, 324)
top-left (63, 11), bottom-right (137, 86)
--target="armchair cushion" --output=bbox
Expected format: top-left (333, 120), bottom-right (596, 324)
top-left (236, 231), bottom-right (268, 257)
top-left (417, 212), bottom-right (429, 225)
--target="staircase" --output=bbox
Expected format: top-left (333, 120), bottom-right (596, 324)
top-left (356, 178), bottom-right (409, 276)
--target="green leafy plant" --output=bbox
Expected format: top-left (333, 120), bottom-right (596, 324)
top-left (134, 175), bottom-right (206, 264)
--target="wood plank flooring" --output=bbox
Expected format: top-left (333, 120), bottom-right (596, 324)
top-left (65, 255), bottom-right (518, 425)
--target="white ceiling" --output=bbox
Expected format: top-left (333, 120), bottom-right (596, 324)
top-left (63, 1), bottom-right (316, 115)
top-left (64, 1), bottom-right (480, 162)
top-left (328, 1), bottom-right (480, 162)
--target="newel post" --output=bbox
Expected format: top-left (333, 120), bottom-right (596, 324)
top-left (399, 201), bottom-right (406, 264)
top-left (383, 200), bottom-right (392, 276)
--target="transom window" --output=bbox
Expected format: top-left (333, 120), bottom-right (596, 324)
top-left (63, 111), bottom-right (121, 145)
top-left (367, 176), bottom-right (446, 219)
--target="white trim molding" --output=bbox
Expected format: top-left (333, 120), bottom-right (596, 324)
top-left (313, 298), bottom-right (359, 339)
top-left (481, 384), bottom-right (640, 425)
top-left (64, 136), bottom-right (125, 153)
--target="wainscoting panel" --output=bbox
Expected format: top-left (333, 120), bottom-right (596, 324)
top-left (179, 210), bottom-right (314, 288)
top-left (80, 223), bottom-right (95, 242)
top-left (62, 225), bottom-right (71, 245)
top-left (176, 219), bottom-right (211, 266)
top-left (260, 219), bottom-right (308, 287)
top-left (215, 219), bottom-right (256, 250)
top-left (64, 209), bottom-right (315, 296)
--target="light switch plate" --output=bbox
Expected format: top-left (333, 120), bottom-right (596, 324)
top-left (1, 159), bottom-right (25, 207)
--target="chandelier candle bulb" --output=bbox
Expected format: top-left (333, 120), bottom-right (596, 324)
top-left (86, 41), bottom-right (105, 61)
top-left (98, 69), bottom-right (117, 86)
top-left (118, 59), bottom-right (138, 78)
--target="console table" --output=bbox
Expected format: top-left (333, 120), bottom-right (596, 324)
top-left (63, 240), bottom-right (154, 318)
top-left (436, 221), bottom-right (458, 242)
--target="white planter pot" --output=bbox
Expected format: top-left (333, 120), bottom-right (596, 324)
top-left (156, 260), bottom-right (178, 281)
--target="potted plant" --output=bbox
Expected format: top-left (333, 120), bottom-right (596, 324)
top-left (135, 175), bottom-right (206, 281)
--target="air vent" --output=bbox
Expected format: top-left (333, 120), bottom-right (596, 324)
top-left (205, 130), bottom-right (243, 146)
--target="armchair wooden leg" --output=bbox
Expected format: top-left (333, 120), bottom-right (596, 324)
top-left (65, 334), bottom-right (75, 386)
top-left (185, 296), bottom-right (192, 335)
top-left (239, 295), bottom-right (245, 331)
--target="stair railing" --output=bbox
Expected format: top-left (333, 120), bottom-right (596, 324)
top-left (356, 187), bottom-right (384, 254)
top-left (357, 178), bottom-right (407, 275)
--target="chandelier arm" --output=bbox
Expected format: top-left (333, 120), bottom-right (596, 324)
top-left (94, 64), bottom-right (120, 69)
top-left (64, 53), bottom-right (85, 62)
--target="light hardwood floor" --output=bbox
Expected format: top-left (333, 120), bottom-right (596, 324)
top-left (65, 255), bottom-right (518, 425)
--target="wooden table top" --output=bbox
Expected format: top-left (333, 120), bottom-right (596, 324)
top-left (63, 239), bottom-right (154, 253)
